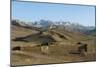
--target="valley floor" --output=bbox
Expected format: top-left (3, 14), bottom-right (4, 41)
top-left (11, 40), bottom-right (96, 66)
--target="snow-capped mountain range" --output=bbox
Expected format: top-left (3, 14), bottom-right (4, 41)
top-left (12, 19), bottom-right (96, 35)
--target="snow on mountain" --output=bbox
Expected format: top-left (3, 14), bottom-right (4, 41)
top-left (12, 19), bottom-right (95, 35)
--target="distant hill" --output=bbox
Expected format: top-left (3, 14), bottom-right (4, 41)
top-left (12, 19), bottom-right (96, 36)
top-left (12, 19), bottom-right (96, 44)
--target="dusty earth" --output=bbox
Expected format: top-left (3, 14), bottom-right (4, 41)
top-left (11, 25), bottom-right (96, 66)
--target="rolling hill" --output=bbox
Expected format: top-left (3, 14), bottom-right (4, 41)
top-left (11, 20), bottom-right (96, 66)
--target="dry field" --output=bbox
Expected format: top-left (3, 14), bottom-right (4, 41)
top-left (11, 25), bottom-right (96, 66)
